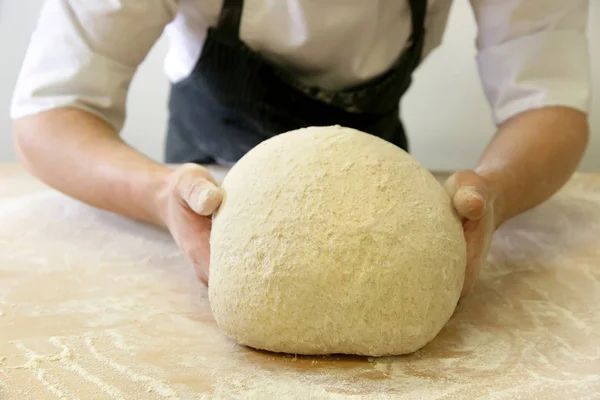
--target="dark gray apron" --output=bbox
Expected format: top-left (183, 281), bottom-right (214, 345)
top-left (166, 0), bottom-right (427, 165)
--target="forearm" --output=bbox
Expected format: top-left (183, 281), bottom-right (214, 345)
top-left (13, 108), bottom-right (171, 226)
top-left (476, 106), bottom-right (589, 227)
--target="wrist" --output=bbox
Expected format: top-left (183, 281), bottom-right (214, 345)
top-left (146, 165), bottom-right (177, 228)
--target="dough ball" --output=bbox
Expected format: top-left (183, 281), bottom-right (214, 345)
top-left (209, 125), bottom-right (466, 356)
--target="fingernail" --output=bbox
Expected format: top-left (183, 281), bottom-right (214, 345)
top-left (460, 186), bottom-right (483, 202)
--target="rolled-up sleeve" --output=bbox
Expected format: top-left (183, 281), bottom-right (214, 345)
top-left (11, 0), bottom-right (177, 132)
top-left (469, 0), bottom-right (591, 125)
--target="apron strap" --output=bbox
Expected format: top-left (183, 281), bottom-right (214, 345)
top-left (404, 0), bottom-right (427, 74)
top-left (408, 0), bottom-right (426, 39)
top-left (216, 0), bottom-right (244, 39)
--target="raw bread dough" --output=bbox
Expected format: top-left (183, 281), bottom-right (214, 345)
top-left (209, 125), bottom-right (466, 356)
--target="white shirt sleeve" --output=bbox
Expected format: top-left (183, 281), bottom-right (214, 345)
top-left (11, 0), bottom-right (177, 132)
top-left (469, 0), bottom-right (591, 125)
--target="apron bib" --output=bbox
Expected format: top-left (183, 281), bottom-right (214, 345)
top-left (166, 0), bottom-right (427, 165)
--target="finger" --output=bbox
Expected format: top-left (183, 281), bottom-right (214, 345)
top-left (444, 170), bottom-right (489, 221)
top-left (454, 186), bottom-right (486, 220)
top-left (192, 223), bottom-right (212, 286)
top-left (184, 181), bottom-right (223, 216)
top-left (185, 245), bottom-right (210, 286)
top-left (460, 206), bottom-right (495, 298)
top-left (460, 219), bottom-right (482, 297)
top-left (176, 216), bottom-right (212, 286)
top-left (175, 164), bottom-right (223, 216)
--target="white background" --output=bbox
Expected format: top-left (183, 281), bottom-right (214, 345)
top-left (1, 0), bottom-right (599, 171)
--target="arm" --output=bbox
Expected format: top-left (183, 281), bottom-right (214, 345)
top-left (449, 0), bottom-right (591, 296)
top-left (12, 0), bottom-right (221, 283)
top-left (448, 107), bottom-right (588, 298)
top-left (14, 108), bottom-right (171, 226)
top-left (15, 108), bottom-right (222, 285)
top-left (468, 0), bottom-right (592, 226)
top-left (11, 0), bottom-right (178, 225)
top-left (477, 106), bottom-right (589, 228)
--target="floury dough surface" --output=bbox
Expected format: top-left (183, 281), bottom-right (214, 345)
top-left (209, 126), bottom-right (467, 356)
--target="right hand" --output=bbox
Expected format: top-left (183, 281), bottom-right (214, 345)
top-left (156, 163), bottom-right (223, 285)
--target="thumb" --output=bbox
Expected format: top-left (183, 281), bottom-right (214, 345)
top-left (174, 163), bottom-right (223, 216)
top-left (444, 170), bottom-right (489, 220)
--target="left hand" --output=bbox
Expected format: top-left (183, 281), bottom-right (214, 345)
top-left (444, 170), bottom-right (498, 298)
top-left (156, 164), bottom-right (223, 286)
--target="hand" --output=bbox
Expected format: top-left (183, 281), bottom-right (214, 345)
top-left (156, 164), bottom-right (223, 285)
top-left (444, 170), bottom-right (498, 298)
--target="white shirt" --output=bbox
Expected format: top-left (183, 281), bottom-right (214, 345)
top-left (11, 0), bottom-right (591, 133)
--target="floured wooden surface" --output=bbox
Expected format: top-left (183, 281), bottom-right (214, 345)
top-left (0, 165), bottom-right (599, 399)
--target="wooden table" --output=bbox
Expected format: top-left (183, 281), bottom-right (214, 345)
top-left (1, 164), bottom-right (599, 399)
